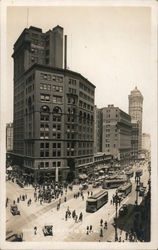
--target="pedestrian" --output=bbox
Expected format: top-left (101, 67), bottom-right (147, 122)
top-left (64, 197), bottom-right (67, 202)
top-left (75, 215), bottom-right (78, 223)
top-left (65, 212), bottom-right (68, 221)
top-left (82, 195), bottom-right (84, 201)
top-left (104, 221), bottom-right (107, 229)
top-left (100, 228), bottom-right (103, 237)
top-left (87, 191), bottom-right (89, 196)
top-left (87, 226), bottom-right (89, 235)
top-left (100, 219), bottom-right (103, 227)
top-left (110, 199), bottom-right (112, 205)
top-left (119, 236), bottom-right (121, 242)
top-left (90, 225), bottom-right (92, 232)
top-left (34, 226), bottom-right (37, 235)
top-left (91, 191), bottom-right (93, 196)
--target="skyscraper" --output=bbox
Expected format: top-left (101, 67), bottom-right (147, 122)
top-left (11, 26), bottom-right (95, 184)
top-left (128, 86), bottom-right (143, 153)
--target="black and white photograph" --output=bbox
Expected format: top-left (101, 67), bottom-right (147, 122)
top-left (0, 0), bottom-right (157, 249)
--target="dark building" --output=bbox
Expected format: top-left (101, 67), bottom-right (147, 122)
top-left (102, 105), bottom-right (132, 161)
top-left (131, 121), bottom-right (139, 160)
top-left (94, 106), bottom-right (102, 153)
top-left (11, 26), bottom-right (95, 183)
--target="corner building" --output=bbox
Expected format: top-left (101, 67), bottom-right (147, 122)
top-left (12, 26), bottom-right (95, 183)
top-left (102, 105), bottom-right (132, 161)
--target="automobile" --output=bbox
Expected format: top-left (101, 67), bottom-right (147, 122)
top-left (6, 232), bottom-right (23, 242)
top-left (10, 205), bottom-right (20, 216)
top-left (42, 225), bottom-right (53, 236)
top-left (119, 204), bottom-right (128, 216)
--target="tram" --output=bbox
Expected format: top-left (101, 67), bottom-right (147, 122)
top-left (86, 190), bottom-right (108, 213)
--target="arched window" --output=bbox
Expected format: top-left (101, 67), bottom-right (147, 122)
top-left (53, 106), bottom-right (62, 114)
top-left (40, 105), bottom-right (50, 113)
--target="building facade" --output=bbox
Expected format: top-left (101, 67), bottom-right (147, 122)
top-left (94, 106), bottom-right (102, 153)
top-left (128, 87), bottom-right (143, 153)
top-left (102, 105), bottom-right (132, 161)
top-left (12, 26), bottom-right (95, 183)
top-left (6, 123), bottom-right (13, 152)
top-left (131, 121), bottom-right (139, 160)
top-left (142, 133), bottom-right (151, 152)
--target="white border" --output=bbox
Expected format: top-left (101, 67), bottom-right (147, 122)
top-left (0, 0), bottom-right (157, 249)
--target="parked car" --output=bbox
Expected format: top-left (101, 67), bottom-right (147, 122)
top-left (10, 205), bottom-right (20, 216)
top-left (42, 225), bottom-right (53, 236)
top-left (119, 204), bottom-right (128, 216)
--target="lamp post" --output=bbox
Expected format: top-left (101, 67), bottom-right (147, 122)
top-left (114, 190), bottom-right (120, 241)
top-left (135, 174), bottom-right (140, 206)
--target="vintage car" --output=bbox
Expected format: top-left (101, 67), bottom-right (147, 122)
top-left (119, 204), bottom-right (128, 216)
top-left (42, 225), bottom-right (53, 236)
top-left (10, 205), bottom-right (20, 216)
top-left (6, 232), bottom-right (23, 242)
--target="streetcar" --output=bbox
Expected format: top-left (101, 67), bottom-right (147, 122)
top-left (86, 190), bottom-right (108, 213)
top-left (117, 182), bottom-right (132, 197)
top-left (135, 169), bottom-right (143, 177)
top-left (102, 178), bottom-right (127, 189)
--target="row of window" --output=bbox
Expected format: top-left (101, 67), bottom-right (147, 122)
top-left (79, 91), bottom-right (94, 103)
top-left (79, 100), bottom-right (94, 111)
top-left (40, 72), bottom-right (63, 83)
top-left (39, 161), bottom-right (61, 168)
top-left (40, 94), bottom-right (63, 103)
top-left (79, 82), bottom-right (94, 96)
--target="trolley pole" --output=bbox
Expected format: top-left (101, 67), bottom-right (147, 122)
top-left (135, 175), bottom-right (140, 206)
top-left (114, 190), bottom-right (119, 241)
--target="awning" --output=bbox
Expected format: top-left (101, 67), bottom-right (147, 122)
top-left (78, 174), bottom-right (88, 180)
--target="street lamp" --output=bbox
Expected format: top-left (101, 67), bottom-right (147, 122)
top-left (114, 190), bottom-right (120, 241)
top-left (135, 174), bottom-right (140, 206)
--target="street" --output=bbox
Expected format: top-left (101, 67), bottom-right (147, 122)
top-left (6, 161), bottom-right (150, 242)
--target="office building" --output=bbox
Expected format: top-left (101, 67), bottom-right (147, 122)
top-left (6, 123), bottom-right (13, 152)
top-left (11, 26), bottom-right (95, 183)
top-left (142, 133), bottom-right (151, 152)
top-left (94, 106), bottom-right (102, 153)
top-left (102, 105), bottom-right (132, 161)
top-left (128, 86), bottom-right (143, 153)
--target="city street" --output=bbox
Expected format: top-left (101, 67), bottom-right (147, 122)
top-left (6, 161), bottom-right (150, 242)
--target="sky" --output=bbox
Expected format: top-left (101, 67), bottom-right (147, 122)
top-left (5, 5), bottom-right (157, 136)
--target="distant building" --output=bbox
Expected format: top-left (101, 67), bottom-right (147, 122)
top-left (142, 133), bottom-right (151, 152)
top-left (131, 120), bottom-right (139, 160)
top-left (94, 106), bottom-right (102, 153)
top-left (6, 123), bottom-right (13, 152)
top-left (11, 26), bottom-right (95, 183)
top-left (102, 105), bottom-right (132, 161)
top-left (128, 86), bottom-right (143, 153)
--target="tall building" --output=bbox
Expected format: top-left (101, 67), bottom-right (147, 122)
top-left (11, 26), bottom-right (95, 183)
top-left (142, 133), bottom-right (151, 152)
top-left (102, 105), bottom-right (132, 161)
top-left (6, 123), bottom-right (13, 152)
top-left (131, 121), bottom-right (139, 160)
top-left (128, 86), bottom-right (143, 153)
top-left (94, 106), bottom-right (102, 153)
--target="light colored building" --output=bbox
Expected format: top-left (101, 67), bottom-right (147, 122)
top-left (102, 105), bottom-right (132, 161)
top-left (128, 86), bottom-right (143, 153)
top-left (142, 133), bottom-right (151, 152)
top-left (6, 123), bottom-right (13, 152)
